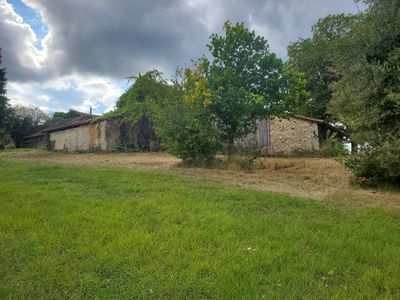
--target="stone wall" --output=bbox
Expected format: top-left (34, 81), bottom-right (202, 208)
top-left (50, 125), bottom-right (92, 151)
top-left (269, 117), bottom-right (320, 154)
top-left (49, 116), bottom-right (160, 152)
top-left (119, 117), bottom-right (160, 151)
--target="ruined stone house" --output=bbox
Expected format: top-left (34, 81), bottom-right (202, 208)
top-left (23, 112), bottom-right (345, 154)
top-left (22, 112), bottom-right (160, 152)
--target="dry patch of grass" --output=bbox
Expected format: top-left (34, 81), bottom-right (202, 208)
top-left (0, 150), bottom-right (180, 170)
top-left (1, 149), bottom-right (399, 210)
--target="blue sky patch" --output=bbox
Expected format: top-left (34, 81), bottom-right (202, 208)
top-left (8, 0), bottom-right (48, 50)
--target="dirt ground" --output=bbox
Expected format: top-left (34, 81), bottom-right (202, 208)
top-left (1, 149), bottom-right (399, 210)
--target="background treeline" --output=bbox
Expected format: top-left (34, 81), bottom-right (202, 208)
top-left (0, 48), bottom-right (89, 148)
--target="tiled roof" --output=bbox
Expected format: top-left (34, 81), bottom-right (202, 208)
top-left (42, 114), bottom-right (94, 133)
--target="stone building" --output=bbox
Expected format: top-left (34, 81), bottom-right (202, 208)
top-left (236, 115), bottom-right (347, 154)
top-left (23, 112), bottom-right (345, 154)
top-left (22, 112), bottom-right (160, 152)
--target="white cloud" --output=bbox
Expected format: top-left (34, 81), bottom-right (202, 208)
top-left (8, 75), bottom-right (123, 113)
top-left (0, 0), bottom-right (47, 78)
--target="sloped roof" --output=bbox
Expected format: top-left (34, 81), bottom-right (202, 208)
top-left (23, 111), bottom-right (95, 139)
top-left (292, 115), bottom-right (348, 139)
top-left (23, 131), bottom-right (46, 139)
top-left (42, 114), bottom-right (94, 133)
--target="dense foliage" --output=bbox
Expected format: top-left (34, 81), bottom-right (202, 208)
top-left (331, 0), bottom-right (400, 183)
top-left (10, 105), bottom-right (49, 148)
top-left (208, 21), bottom-right (305, 149)
top-left (115, 67), bottom-right (220, 165)
top-left (117, 23), bottom-right (305, 164)
top-left (289, 0), bottom-right (400, 183)
top-left (288, 14), bottom-right (360, 121)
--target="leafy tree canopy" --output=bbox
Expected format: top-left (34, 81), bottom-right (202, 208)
top-left (329, 0), bottom-right (400, 145)
top-left (45, 110), bottom-right (84, 127)
top-left (115, 22), bottom-right (306, 163)
top-left (208, 21), bottom-right (303, 146)
top-left (288, 14), bottom-right (360, 121)
top-left (10, 105), bottom-right (49, 148)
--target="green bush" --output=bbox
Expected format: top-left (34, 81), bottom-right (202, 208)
top-left (344, 140), bottom-right (400, 184)
top-left (320, 133), bottom-right (349, 157)
top-left (151, 96), bottom-right (221, 167)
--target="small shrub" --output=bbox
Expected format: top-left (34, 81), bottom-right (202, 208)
top-left (320, 133), bottom-right (349, 157)
top-left (344, 140), bottom-right (400, 185)
top-left (222, 145), bottom-right (262, 171)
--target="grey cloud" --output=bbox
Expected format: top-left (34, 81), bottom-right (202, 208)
top-left (0, 0), bottom-right (49, 81)
top-left (26, 0), bottom-right (211, 79)
top-left (1, 0), bottom-right (361, 83)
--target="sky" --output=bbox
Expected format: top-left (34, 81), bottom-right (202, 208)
top-left (0, 0), bottom-right (363, 115)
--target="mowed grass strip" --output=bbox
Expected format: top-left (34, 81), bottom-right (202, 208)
top-left (0, 159), bottom-right (399, 299)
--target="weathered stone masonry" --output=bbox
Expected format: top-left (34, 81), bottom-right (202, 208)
top-left (237, 115), bottom-right (337, 154)
top-left (23, 113), bottom-right (345, 154)
top-left (269, 117), bottom-right (320, 153)
top-left (23, 115), bottom-right (160, 152)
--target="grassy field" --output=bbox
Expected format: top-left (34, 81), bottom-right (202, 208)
top-left (0, 158), bottom-right (399, 298)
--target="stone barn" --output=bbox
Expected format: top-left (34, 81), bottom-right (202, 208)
top-left (236, 115), bottom-right (347, 154)
top-left (23, 112), bottom-right (345, 155)
top-left (22, 113), bottom-right (160, 152)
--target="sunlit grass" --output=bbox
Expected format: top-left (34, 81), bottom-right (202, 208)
top-left (0, 159), bottom-right (399, 298)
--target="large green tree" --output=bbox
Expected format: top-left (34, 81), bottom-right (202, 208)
top-left (288, 14), bottom-right (360, 121)
top-left (208, 21), bottom-right (304, 150)
top-left (330, 0), bottom-right (400, 143)
top-left (10, 105), bottom-right (49, 147)
top-left (116, 67), bottom-right (220, 165)
top-left (328, 0), bottom-right (400, 183)
top-left (116, 23), bottom-right (306, 164)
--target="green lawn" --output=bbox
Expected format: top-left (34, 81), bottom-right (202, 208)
top-left (0, 159), bottom-right (399, 299)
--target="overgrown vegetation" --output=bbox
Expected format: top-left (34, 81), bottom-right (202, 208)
top-left (319, 133), bottom-right (349, 157)
top-left (116, 22), bottom-right (305, 166)
top-left (1, 159), bottom-right (399, 298)
top-left (206, 22), bottom-right (306, 154)
top-left (345, 141), bottom-right (400, 184)
top-left (288, 0), bottom-right (400, 184)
